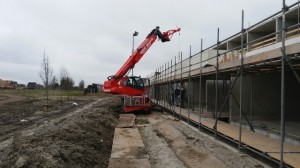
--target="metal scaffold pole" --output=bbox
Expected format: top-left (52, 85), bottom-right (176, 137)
top-left (199, 38), bottom-right (203, 131)
top-left (162, 64), bottom-right (164, 107)
top-left (168, 61), bottom-right (170, 110)
top-left (239, 10), bottom-right (245, 152)
top-left (158, 67), bottom-right (160, 105)
top-left (159, 66), bottom-right (160, 106)
top-left (214, 28), bottom-right (220, 139)
top-left (188, 45), bottom-right (192, 124)
top-left (250, 75), bottom-right (253, 126)
top-left (161, 65), bottom-right (163, 106)
top-left (158, 67), bottom-right (160, 104)
top-left (280, 0), bottom-right (286, 167)
top-left (160, 66), bottom-right (161, 104)
top-left (159, 66), bottom-right (161, 106)
top-left (171, 58), bottom-right (173, 115)
top-left (180, 52), bottom-right (182, 120)
top-left (174, 56), bottom-right (176, 115)
top-left (155, 68), bottom-right (158, 104)
top-left (163, 65), bottom-right (165, 106)
top-left (165, 64), bottom-right (166, 106)
top-left (163, 62), bottom-right (167, 108)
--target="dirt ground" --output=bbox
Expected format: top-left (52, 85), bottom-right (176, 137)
top-left (137, 112), bottom-right (265, 168)
top-left (0, 93), bottom-right (265, 168)
top-left (0, 94), bottom-right (121, 168)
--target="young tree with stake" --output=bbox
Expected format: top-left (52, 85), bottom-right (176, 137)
top-left (39, 51), bottom-right (53, 108)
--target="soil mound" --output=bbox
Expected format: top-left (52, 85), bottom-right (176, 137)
top-left (0, 96), bottom-right (121, 168)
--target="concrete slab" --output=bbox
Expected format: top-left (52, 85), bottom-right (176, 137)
top-left (109, 125), bottom-right (151, 167)
top-left (117, 114), bottom-right (136, 128)
top-left (110, 128), bottom-right (148, 159)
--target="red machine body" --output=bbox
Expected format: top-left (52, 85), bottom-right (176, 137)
top-left (102, 26), bottom-right (180, 112)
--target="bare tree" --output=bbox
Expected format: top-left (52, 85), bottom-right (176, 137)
top-left (60, 67), bottom-right (74, 101)
top-left (39, 51), bottom-right (53, 107)
top-left (79, 80), bottom-right (85, 91)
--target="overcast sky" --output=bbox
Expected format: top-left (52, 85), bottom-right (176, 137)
top-left (0, 0), bottom-right (297, 86)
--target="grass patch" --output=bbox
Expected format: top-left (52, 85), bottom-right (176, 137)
top-left (135, 118), bottom-right (150, 125)
top-left (0, 89), bottom-right (85, 97)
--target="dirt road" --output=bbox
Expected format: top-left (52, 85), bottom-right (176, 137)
top-left (0, 94), bottom-right (25, 106)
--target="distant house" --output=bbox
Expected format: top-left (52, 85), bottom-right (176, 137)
top-left (27, 82), bottom-right (37, 89)
top-left (84, 83), bottom-right (103, 94)
top-left (26, 82), bottom-right (44, 89)
top-left (0, 80), bottom-right (18, 89)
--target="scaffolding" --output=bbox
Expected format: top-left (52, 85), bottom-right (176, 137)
top-left (149, 1), bottom-right (300, 167)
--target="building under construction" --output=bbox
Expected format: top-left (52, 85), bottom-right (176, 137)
top-left (149, 1), bottom-right (300, 167)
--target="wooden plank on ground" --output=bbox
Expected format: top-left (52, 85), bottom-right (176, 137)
top-left (110, 128), bottom-right (147, 159)
top-left (109, 127), bottom-right (150, 168)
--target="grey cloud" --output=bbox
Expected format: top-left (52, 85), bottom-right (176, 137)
top-left (0, 0), bottom-right (294, 85)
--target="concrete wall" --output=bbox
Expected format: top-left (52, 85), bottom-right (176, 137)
top-left (206, 80), bottom-right (230, 113)
top-left (182, 78), bottom-right (207, 111)
top-left (231, 71), bottom-right (300, 122)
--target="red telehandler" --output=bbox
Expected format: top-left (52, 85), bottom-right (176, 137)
top-left (102, 26), bottom-right (180, 113)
